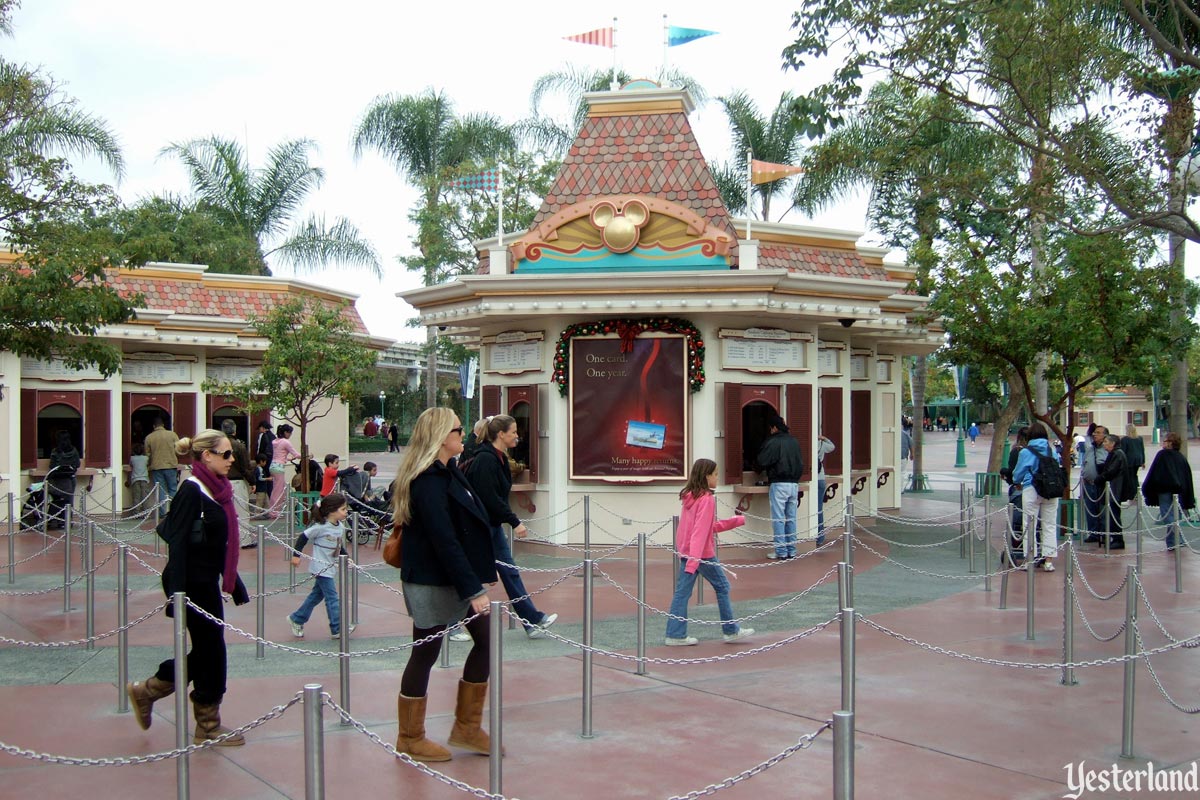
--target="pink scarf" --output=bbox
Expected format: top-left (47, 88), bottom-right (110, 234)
top-left (191, 462), bottom-right (241, 593)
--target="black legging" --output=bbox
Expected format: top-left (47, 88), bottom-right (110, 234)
top-left (155, 580), bottom-right (227, 704)
top-left (400, 612), bottom-right (491, 697)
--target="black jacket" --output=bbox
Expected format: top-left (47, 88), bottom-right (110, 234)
top-left (464, 443), bottom-right (520, 528)
top-left (756, 432), bottom-right (804, 483)
top-left (1142, 448), bottom-right (1196, 510)
top-left (160, 479), bottom-right (248, 604)
top-left (255, 430), bottom-right (275, 464)
top-left (1097, 447), bottom-right (1128, 503)
top-left (400, 460), bottom-right (496, 600)
top-left (47, 446), bottom-right (81, 498)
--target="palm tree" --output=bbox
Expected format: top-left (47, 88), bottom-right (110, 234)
top-left (162, 136), bottom-right (379, 276)
top-left (352, 88), bottom-right (514, 405)
top-left (523, 66), bottom-right (708, 157)
top-left (718, 91), bottom-right (803, 221)
top-left (794, 80), bottom-right (1011, 487)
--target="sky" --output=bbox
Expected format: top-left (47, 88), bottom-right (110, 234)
top-left (6, 2), bottom-right (1195, 343)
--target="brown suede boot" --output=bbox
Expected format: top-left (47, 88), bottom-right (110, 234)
top-left (395, 694), bottom-right (452, 762)
top-left (192, 699), bottom-right (246, 746)
top-left (126, 676), bottom-right (174, 731)
top-left (447, 679), bottom-right (499, 755)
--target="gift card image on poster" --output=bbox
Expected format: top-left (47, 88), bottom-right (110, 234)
top-left (625, 420), bottom-right (666, 449)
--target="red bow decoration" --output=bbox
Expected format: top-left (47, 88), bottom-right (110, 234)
top-left (617, 321), bottom-right (644, 352)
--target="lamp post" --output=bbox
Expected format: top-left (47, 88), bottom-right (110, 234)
top-left (999, 380), bottom-right (1012, 466)
top-left (955, 365), bottom-right (969, 469)
top-left (379, 390), bottom-right (386, 421)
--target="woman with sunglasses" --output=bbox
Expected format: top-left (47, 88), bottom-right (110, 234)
top-left (126, 428), bottom-right (251, 746)
top-left (391, 407), bottom-right (496, 762)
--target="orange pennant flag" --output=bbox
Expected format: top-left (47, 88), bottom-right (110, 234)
top-left (751, 159), bottom-right (804, 185)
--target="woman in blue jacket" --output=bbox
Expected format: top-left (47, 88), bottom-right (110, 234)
top-left (1011, 423), bottom-right (1062, 571)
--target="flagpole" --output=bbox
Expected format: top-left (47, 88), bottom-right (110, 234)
top-left (611, 16), bottom-right (618, 90)
top-left (662, 14), bottom-right (669, 74)
top-left (745, 148), bottom-right (753, 242)
top-left (497, 163), bottom-right (504, 247)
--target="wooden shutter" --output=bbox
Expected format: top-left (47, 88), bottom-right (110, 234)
top-left (851, 390), bottom-right (872, 470)
top-left (508, 385), bottom-right (540, 484)
top-left (83, 390), bottom-right (110, 468)
top-left (173, 392), bottom-right (197, 465)
top-left (121, 392), bottom-right (131, 464)
top-left (723, 383), bottom-right (743, 484)
top-left (482, 385), bottom-right (501, 417)
top-left (820, 387), bottom-right (844, 475)
top-left (788, 384), bottom-right (814, 482)
top-left (20, 389), bottom-right (37, 468)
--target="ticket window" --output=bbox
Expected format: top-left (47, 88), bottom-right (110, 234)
top-left (742, 401), bottom-right (776, 476)
top-left (37, 404), bottom-right (83, 459)
top-left (130, 407), bottom-right (170, 451)
top-left (506, 385), bottom-right (539, 484)
top-left (723, 384), bottom-right (781, 485)
top-left (211, 407), bottom-right (249, 443)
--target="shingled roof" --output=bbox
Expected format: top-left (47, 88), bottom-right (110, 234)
top-left (758, 241), bottom-right (891, 281)
top-left (527, 86), bottom-right (738, 249)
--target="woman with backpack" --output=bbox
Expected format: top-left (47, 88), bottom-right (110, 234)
top-left (1011, 423), bottom-right (1063, 571)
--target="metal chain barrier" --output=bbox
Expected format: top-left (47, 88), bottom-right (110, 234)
top-left (1134, 580), bottom-right (1198, 647)
top-left (0, 691), bottom-right (302, 765)
top-left (1070, 587), bottom-right (1128, 643)
top-left (859, 614), bottom-right (1200, 669)
top-left (1134, 623), bottom-right (1200, 714)
top-left (666, 721), bottom-right (832, 800)
top-left (0, 546), bottom-right (120, 597)
top-left (0, 533), bottom-right (68, 572)
top-left (855, 526), bottom-right (973, 549)
top-left (652, 536), bottom-right (843, 570)
top-left (1069, 548), bottom-right (1131, 600)
top-left (594, 562), bottom-right (841, 626)
top-left (0, 602), bottom-right (168, 648)
top-left (853, 537), bottom-right (1024, 580)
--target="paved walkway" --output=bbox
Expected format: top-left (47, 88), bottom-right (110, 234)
top-left (0, 432), bottom-right (1197, 799)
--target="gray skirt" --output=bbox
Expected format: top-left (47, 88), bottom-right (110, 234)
top-left (401, 582), bottom-right (470, 629)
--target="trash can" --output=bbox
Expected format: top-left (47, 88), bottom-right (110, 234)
top-left (974, 472), bottom-right (1003, 498)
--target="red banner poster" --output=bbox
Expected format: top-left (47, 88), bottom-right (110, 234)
top-left (570, 335), bottom-right (688, 479)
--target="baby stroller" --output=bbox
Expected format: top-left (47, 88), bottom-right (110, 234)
top-left (20, 479), bottom-right (48, 529)
top-left (22, 465), bottom-right (75, 530)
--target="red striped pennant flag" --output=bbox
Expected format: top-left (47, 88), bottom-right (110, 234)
top-left (564, 27), bottom-right (614, 48)
top-left (448, 168), bottom-right (499, 192)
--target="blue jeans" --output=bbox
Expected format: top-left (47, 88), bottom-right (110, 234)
top-left (151, 469), bottom-right (178, 513)
top-left (769, 482), bottom-right (798, 557)
top-left (290, 575), bottom-right (341, 634)
top-left (1082, 480), bottom-right (1103, 534)
top-left (1158, 493), bottom-right (1183, 549)
top-left (665, 557), bottom-right (738, 639)
top-left (491, 525), bottom-right (544, 630)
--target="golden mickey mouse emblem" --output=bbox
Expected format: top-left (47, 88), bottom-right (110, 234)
top-left (589, 199), bottom-right (650, 254)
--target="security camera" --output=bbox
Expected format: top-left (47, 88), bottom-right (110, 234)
top-left (437, 325), bottom-right (448, 332)
top-left (838, 318), bottom-right (856, 328)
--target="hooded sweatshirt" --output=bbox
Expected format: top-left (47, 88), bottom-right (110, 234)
top-left (1012, 437), bottom-right (1061, 488)
top-left (675, 491), bottom-right (745, 574)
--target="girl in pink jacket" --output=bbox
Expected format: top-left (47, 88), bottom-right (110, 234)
top-left (664, 458), bottom-right (755, 646)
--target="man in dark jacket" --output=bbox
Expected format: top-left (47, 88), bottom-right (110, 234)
top-left (1097, 435), bottom-right (1128, 549)
top-left (756, 414), bottom-right (804, 560)
top-left (254, 421), bottom-right (275, 468)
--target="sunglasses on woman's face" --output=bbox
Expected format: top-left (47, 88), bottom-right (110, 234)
top-left (449, 427), bottom-right (464, 435)
top-left (209, 449), bottom-right (235, 460)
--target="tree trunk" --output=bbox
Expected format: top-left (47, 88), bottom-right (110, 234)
top-left (1164, 93), bottom-right (1193, 454)
top-left (987, 371), bottom-right (1026, 473)
top-left (910, 353), bottom-right (929, 489)
top-left (1030, 150), bottom-right (1050, 417)
top-left (425, 326), bottom-right (438, 408)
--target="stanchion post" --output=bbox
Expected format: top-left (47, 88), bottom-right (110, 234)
top-left (173, 591), bottom-right (190, 797)
top-left (40, 482), bottom-right (49, 537)
top-left (117, 544), bottom-right (129, 712)
top-left (1025, 542), bottom-right (1036, 640)
top-left (1173, 495), bottom-right (1183, 595)
top-left (840, 608), bottom-right (856, 714)
top-left (838, 562), bottom-right (849, 612)
top-left (636, 533), bottom-right (647, 676)
top-left (152, 485), bottom-right (160, 556)
top-left (967, 505), bottom-right (977, 574)
top-left (843, 496), bottom-right (854, 604)
top-left (507, 524), bottom-right (517, 630)
top-left (983, 493), bottom-right (992, 592)
top-left (581, 557), bottom-right (594, 739)
top-left (338, 554), bottom-right (350, 726)
top-left (832, 710), bottom-right (855, 800)
top-left (350, 514), bottom-right (360, 627)
top-left (439, 627), bottom-right (451, 669)
top-left (489, 600), bottom-right (503, 794)
top-left (1120, 566), bottom-right (1137, 759)
top-left (583, 495), bottom-right (591, 562)
top-left (1104, 482), bottom-right (1112, 555)
top-left (85, 521), bottom-right (95, 651)
top-left (303, 683), bottom-right (325, 800)
top-left (7, 492), bottom-right (15, 584)
top-left (1134, 492), bottom-right (1144, 575)
top-left (959, 483), bottom-right (967, 559)
top-left (671, 515), bottom-right (679, 594)
top-left (256, 524), bottom-right (266, 659)
top-left (1061, 541), bottom-right (1077, 686)
top-left (111, 475), bottom-right (118, 520)
top-left (62, 512), bottom-right (72, 613)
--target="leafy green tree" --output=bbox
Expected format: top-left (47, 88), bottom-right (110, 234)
top-left (104, 196), bottom-right (266, 275)
top-left (163, 136), bottom-right (380, 276)
top-left (204, 298), bottom-right (378, 494)
top-left (0, 0), bottom-right (138, 374)
top-left (352, 87), bottom-right (514, 405)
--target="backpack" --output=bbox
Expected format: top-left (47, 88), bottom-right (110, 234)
top-left (1031, 452), bottom-right (1066, 499)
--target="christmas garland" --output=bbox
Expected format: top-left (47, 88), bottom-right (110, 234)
top-left (552, 317), bottom-right (706, 396)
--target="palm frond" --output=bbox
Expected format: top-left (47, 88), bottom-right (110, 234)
top-left (268, 214), bottom-right (381, 276)
top-left (254, 138), bottom-right (324, 239)
top-left (161, 136), bottom-right (256, 233)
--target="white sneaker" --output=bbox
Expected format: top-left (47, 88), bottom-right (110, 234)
top-left (449, 629), bottom-right (472, 642)
top-left (766, 552), bottom-right (779, 560)
top-left (723, 628), bottom-right (755, 643)
top-left (526, 612), bottom-right (558, 639)
top-left (288, 617), bottom-right (304, 638)
top-left (664, 636), bottom-right (699, 646)
top-left (330, 624), bottom-right (356, 640)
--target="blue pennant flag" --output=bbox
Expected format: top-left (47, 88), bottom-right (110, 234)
top-left (667, 26), bottom-right (717, 47)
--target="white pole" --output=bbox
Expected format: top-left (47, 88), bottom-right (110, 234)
top-left (745, 148), bottom-right (754, 241)
top-left (662, 14), bottom-right (669, 73)
top-left (611, 17), bottom-right (618, 90)
top-left (497, 163), bottom-right (504, 247)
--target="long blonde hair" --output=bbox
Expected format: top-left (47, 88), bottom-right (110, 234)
top-left (392, 407), bottom-right (458, 526)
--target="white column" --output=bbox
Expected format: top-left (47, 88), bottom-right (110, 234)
top-left (739, 240), bottom-right (759, 271)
